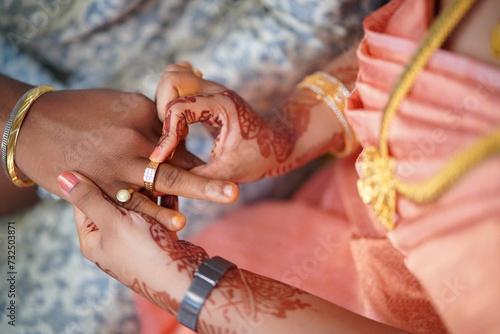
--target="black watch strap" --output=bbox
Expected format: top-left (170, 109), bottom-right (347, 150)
top-left (178, 256), bottom-right (236, 331)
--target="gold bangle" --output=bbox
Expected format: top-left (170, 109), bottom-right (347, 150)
top-left (4, 85), bottom-right (55, 187)
top-left (491, 20), bottom-right (500, 59)
top-left (297, 71), bottom-right (356, 157)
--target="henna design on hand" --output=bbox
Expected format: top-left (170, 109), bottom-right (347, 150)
top-left (96, 260), bottom-right (180, 315)
top-left (222, 90), bottom-right (308, 163)
top-left (86, 221), bottom-right (99, 232)
top-left (141, 213), bottom-right (208, 273)
top-left (224, 270), bottom-right (310, 320)
top-left (198, 269), bottom-right (311, 331)
top-left (95, 261), bottom-right (118, 279)
top-left (164, 94), bottom-right (216, 140)
top-left (128, 278), bottom-right (180, 314)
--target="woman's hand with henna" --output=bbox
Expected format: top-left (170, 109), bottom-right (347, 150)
top-left (57, 171), bottom-right (207, 313)
top-left (152, 62), bottom-right (344, 183)
top-left (152, 89), bottom-right (335, 183)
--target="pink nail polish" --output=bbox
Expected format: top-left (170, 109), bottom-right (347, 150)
top-left (149, 145), bottom-right (162, 161)
top-left (57, 172), bottom-right (79, 192)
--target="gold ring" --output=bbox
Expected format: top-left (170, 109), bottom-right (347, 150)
top-left (116, 189), bottom-right (133, 204)
top-left (191, 67), bottom-right (203, 78)
top-left (144, 160), bottom-right (160, 193)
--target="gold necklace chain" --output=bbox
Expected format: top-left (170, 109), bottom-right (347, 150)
top-left (357, 0), bottom-right (500, 229)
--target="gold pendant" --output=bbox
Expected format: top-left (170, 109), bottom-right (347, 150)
top-left (357, 146), bottom-right (397, 229)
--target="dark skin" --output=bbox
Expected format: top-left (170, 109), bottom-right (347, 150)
top-left (0, 74), bottom-right (239, 229)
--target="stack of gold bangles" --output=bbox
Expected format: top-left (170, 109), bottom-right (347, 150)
top-left (2, 85), bottom-right (55, 187)
top-left (297, 71), bottom-right (356, 158)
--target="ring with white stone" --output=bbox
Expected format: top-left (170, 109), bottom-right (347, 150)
top-left (143, 160), bottom-right (160, 194)
top-left (116, 189), bottom-right (132, 204)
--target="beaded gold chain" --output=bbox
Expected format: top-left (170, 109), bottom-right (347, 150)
top-left (357, 0), bottom-right (500, 229)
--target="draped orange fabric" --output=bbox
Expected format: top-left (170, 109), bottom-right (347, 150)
top-left (136, 1), bottom-right (500, 333)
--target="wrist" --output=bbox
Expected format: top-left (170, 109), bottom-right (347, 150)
top-left (13, 90), bottom-right (58, 185)
top-left (178, 256), bottom-right (237, 331)
top-left (296, 71), bottom-right (357, 158)
top-left (0, 76), bottom-right (33, 125)
top-left (2, 85), bottom-right (55, 187)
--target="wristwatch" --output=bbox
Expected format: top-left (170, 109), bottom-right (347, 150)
top-left (178, 256), bottom-right (237, 331)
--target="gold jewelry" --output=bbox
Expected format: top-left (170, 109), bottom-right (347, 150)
top-left (116, 189), bottom-right (133, 204)
top-left (143, 160), bottom-right (160, 194)
top-left (491, 20), bottom-right (500, 59)
top-left (297, 71), bottom-right (356, 157)
top-left (2, 85), bottom-right (55, 187)
top-left (356, 0), bottom-right (500, 230)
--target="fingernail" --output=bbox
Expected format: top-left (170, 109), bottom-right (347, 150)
top-left (149, 145), bottom-right (162, 161)
top-left (171, 214), bottom-right (185, 230)
top-left (57, 172), bottom-right (80, 192)
top-left (223, 184), bottom-right (234, 198)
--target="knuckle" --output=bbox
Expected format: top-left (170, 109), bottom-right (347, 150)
top-left (201, 179), bottom-right (218, 199)
top-left (163, 166), bottom-right (182, 189)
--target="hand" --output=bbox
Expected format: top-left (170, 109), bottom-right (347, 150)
top-left (153, 88), bottom-right (301, 182)
top-left (152, 62), bottom-right (339, 183)
top-left (15, 88), bottom-right (238, 229)
top-left (57, 171), bottom-right (207, 313)
top-left (155, 61), bottom-right (225, 121)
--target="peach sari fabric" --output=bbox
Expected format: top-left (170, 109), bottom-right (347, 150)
top-left (136, 1), bottom-right (500, 333)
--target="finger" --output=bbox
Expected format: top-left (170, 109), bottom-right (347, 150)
top-left (57, 171), bottom-right (123, 234)
top-left (155, 65), bottom-right (205, 120)
top-left (127, 159), bottom-right (239, 203)
top-left (189, 159), bottom-right (241, 182)
top-left (150, 101), bottom-right (188, 163)
top-left (73, 204), bottom-right (93, 236)
top-left (73, 205), bottom-right (101, 259)
top-left (155, 64), bottom-right (224, 120)
top-left (123, 191), bottom-right (185, 232)
top-left (151, 93), bottom-right (222, 163)
top-left (155, 163), bottom-right (239, 203)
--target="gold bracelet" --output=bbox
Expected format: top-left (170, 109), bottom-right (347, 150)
top-left (3, 85), bottom-right (55, 187)
top-left (491, 20), bottom-right (500, 59)
top-left (297, 71), bottom-right (356, 157)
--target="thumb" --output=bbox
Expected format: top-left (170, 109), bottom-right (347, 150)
top-left (57, 171), bottom-right (123, 233)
